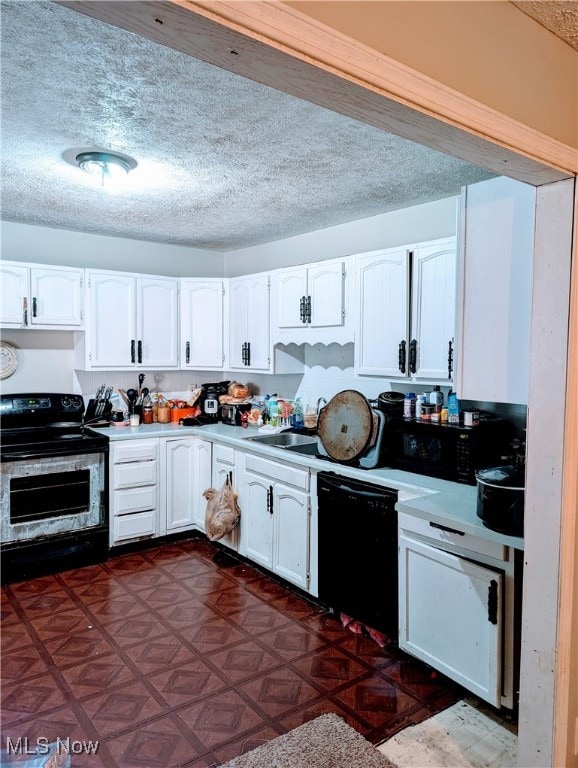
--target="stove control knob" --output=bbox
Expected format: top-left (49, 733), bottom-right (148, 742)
top-left (61, 396), bottom-right (71, 409)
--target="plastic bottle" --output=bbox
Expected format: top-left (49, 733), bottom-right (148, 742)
top-left (292, 398), bottom-right (304, 429)
top-left (403, 392), bottom-right (416, 419)
top-left (415, 393), bottom-right (426, 419)
top-left (268, 397), bottom-right (278, 427)
top-left (429, 385), bottom-right (444, 413)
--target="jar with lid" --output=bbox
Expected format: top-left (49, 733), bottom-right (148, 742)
top-left (403, 392), bottom-right (416, 419)
top-left (142, 405), bottom-right (154, 424)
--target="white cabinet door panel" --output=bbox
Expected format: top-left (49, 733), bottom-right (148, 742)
top-left (411, 242), bottom-right (456, 380)
top-left (138, 277), bottom-right (178, 368)
top-left (355, 248), bottom-right (409, 377)
top-left (30, 268), bottom-right (83, 327)
top-left (165, 439), bottom-right (196, 533)
top-left (246, 275), bottom-right (271, 370)
top-left (89, 273), bottom-right (136, 367)
top-left (180, 280), bottom-right (224, 369)
top-left (308, 262), bottom-right (344, 327)
top-left (399, 534), bottom-right (503, 706)
top-left (192, 439), bottom-right (212, 532)
top-left (272, 486), bottom-right (309, 589)
top-left (276, 268), bottom-right (307, 328)
top-left (240, 472), bottom-right (273, 570)
top-left (0, 264), bottom-right (28, 326)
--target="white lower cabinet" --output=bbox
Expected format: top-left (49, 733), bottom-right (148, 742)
top-left (398, 511), bottom-right (516, 708)
top-left (110, 436), bottom-right (212, 546)
top-left (110, 439), bottom-right (159, 546)
top-left (162, 437), bottom-right (212, 536)
top-left (238, 452), bottom-right (310, 590)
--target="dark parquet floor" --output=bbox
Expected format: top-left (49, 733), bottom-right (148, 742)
top-left (1, 538), bottom-right (460, 767)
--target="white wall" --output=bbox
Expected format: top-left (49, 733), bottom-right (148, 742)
top-left (0, 330), bottom-right (79, 394)
top-left (224, 197), bottom-right (458, 275)
top-left (1, 221), bottom-right (224, 277)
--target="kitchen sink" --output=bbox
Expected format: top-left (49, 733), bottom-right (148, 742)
top-left (284, 442), bottom-right (324, 457)
top-left (243, 432), bottom-right (318, 448)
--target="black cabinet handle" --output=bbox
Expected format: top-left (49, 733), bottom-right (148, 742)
top-left (130, 339), bottom-right (136, 364)
top-left (228, 471), bottom-right (233, 485)
top-left (299, 296), bottom-right (306, 323)
top-left (241, 342), bottom-right (246, 365)
top-left (246, 341), bottom-right (251, 367)
top-left (429, 521), bottom-right (465, 536)
top-left (267, 486), bottom-right (274, 514)
top-left (185, 341), bottom-right (190, 365)
top-left (487, 579), bottom-right (498, 625)
top-left (137, 340), bottom-right (142, 364)
top-left (409, 339), bottom-right (417, 374)
top-left (448, 339), bottom-right (454, 379)
top-left (398, 340), bottom-right (406, 374)
top-left (306, 295), bottom-right (312, 324)
top-left (32, 297), bottom-right (38, 318)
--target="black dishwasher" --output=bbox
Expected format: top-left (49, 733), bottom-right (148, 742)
top-left (317, 471), bottom-right (398, 637)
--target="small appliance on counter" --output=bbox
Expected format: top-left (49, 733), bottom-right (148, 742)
top-left (221, 402), bottom-right (252, 426)
top-left (200, 381), bottom-right (230, 422)
top-left (476, 464), bottom-right (525, 536)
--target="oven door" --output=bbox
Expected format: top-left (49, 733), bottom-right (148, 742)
top-left (1, 451), bottom-right (106, 545)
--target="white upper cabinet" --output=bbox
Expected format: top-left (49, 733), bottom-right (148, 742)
top-left (411, 239), bottom-right (456, 380)
top-left (83, 270), bottom-right (178, 369)
top-left (456, 177), bottom-right (535, 404)
top-left (229, 272), bottom-right (271, 372)
top-left (1, 261), bottom-right (83, 329)
top-left (355, 237), bottom-right (456, 381)
top-left (276, 259), bottom-right (345, 329)
top-left (180, 278), bottom-right (226, 370)
top-left (354, 247), bottom-right (409, 378)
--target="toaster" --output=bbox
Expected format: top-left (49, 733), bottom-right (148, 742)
top-left (221, 402), bottom-right (251, 426)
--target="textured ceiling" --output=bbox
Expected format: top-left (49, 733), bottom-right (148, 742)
top-left (511, 1), bottom-right (578, 51)
top-left (0, 2), bottom-right (499, 251)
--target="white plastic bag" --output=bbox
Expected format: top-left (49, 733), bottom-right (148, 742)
top-left (203, 476), bottom-right (241, 541)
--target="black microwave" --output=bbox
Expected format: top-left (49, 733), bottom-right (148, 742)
top-left (388, 417), bottom-right (514, 485)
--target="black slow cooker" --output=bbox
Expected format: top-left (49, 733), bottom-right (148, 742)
top-left (476, 465), bottom-right (525, 536)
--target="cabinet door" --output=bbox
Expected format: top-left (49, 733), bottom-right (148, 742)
top-left (246, 274), bottom-right (271, 371)
top-left (138, 277), bottom-right (178, 368)
top-left (0, 263), bottom-right (28, 327)
top-left (355, 248), bottom-right (409, 377)
top-left (399, 533), bottom-right (503, 706)
top-left (411, 239), bottom-right (456, 380)
top-left (272, 484), bottom-right (309, 589)
top-left (89, 272), bottom-right (136, 367)
top-left (211, 454), bottom-right (239, 551)
top-left (192, 439), bottom-right (212, 532)
top-left (164, 439), bottom-right (197, 534)
top-left (180, 280), bottom-right (225, 369)
top-left (276, 267), bottom-right (307, 328)
top-left (230, 274), bottom-right (271, 372)
top-left (456, 177), bottom-right (535, 404)
top-left (308, 262), bottom-right (344, 327)
top-left (239, 469), bottom-right (273, 570)
top-left (229, 278), bottom-right (249, 369)
top-left (30, 267), bottom-right (83, 327)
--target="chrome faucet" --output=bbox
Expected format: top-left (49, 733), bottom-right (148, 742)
top-left (316, 397), bottom-right (327, 414)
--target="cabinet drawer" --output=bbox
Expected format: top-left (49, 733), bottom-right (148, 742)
top-left (244, 453), bottom-right (309, 491)
top-left (112, 510), bottom-right (156, 543)
top-left (213, 443), bottom-right (235, 466)
top-left (112, 440), bottom-right (158, 464)
top-left (398, 511), bottom-right (506, 561)
top-left (113, 461), bottom-right (157, 490)
top-left (113, 487), bottom-right (157, 516)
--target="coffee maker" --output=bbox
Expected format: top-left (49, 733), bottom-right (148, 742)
top-left (200, 381), bottom-right (229, 422)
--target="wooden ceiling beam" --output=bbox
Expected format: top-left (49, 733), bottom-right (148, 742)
top-left (57, 0), bottom-right (576, 185)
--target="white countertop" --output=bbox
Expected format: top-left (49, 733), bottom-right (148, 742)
top-left (93, 421), bottom-right (524, 550)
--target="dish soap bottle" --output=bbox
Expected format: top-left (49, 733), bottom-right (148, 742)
top-left (292, 398), bottom-right (304, 429)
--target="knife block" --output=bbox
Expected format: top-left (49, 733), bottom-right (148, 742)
top-left (85, 398), bottom-right (113, 424)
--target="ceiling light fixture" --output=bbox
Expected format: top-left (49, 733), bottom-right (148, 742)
top-left (75, 151), bottom-right (136, 186)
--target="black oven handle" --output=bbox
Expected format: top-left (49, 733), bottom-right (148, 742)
top-left (2, 447), bottom-right (108, 461)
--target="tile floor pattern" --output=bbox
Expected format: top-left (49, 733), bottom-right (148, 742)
top-left (1, 538), bottom-right (461, 767)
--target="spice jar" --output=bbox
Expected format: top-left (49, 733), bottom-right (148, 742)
top-left (157, 405), bottom-right (171, 423)
top-left (142, 405), bottom-right (154, 424)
